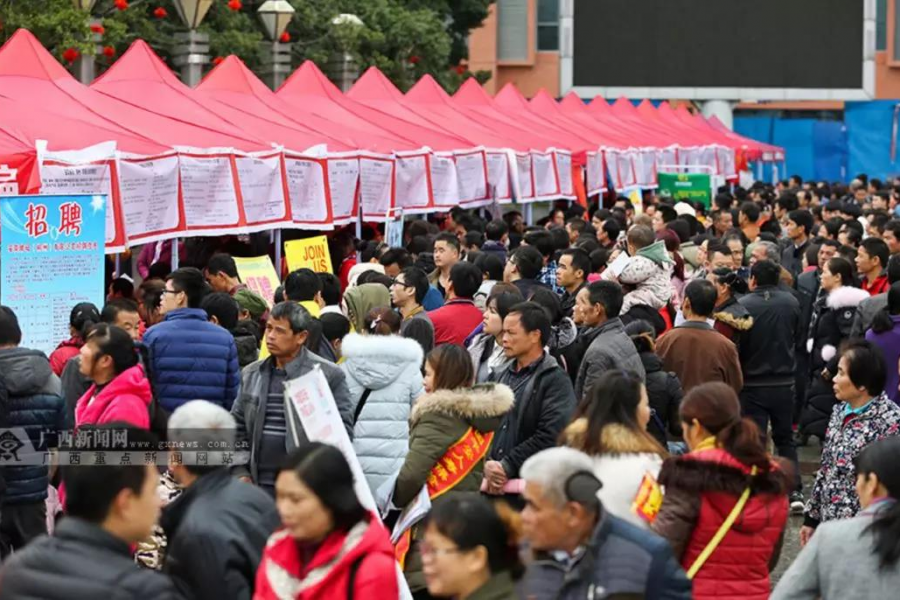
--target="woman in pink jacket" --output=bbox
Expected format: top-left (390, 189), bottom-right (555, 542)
top-left (76, 323), bottom-right (152, 428)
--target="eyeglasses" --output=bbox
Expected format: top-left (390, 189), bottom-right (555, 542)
top-left (420, 543), bottom-right (464, 558)
top-left (391, 279), bottom-right (414, 288)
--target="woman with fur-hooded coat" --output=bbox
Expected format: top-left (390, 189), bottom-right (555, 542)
top-left (392, 383), bottom-right (514, 593)
top-left (802, 262), bottom-right (869, 440)
top-left (341, 330), bottom-right (424, 496)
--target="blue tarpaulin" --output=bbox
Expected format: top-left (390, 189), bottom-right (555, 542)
top-left (734, 115), bottom-right (845, 182)
top-left (845, 100), bottom-right (900, 181)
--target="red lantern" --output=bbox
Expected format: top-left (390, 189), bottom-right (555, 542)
top-left (103, 45), bottom-right (116, 58)
top-left (408, 55), bottom-right (420, 65)
top-left (62, 47), bottom-right (80, 63)
top-left (113, 0), bottom-right (128, 10)
top-left (212, 56), bottom-right (225, 66)
top-left (279, 31), bottom-right (291, 43)
top-left (227, 0), bottom-right (242, 11)
top-left (89, 23), bottom-right (105, 35)
top-left (153, 7), bottom-right (168, 19)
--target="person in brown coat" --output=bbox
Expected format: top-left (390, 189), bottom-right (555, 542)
top-left (656, 279), bottom-right (743, 394)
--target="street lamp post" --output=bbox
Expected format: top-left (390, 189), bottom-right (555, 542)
top-left (71, 0), bottom-right (100, 83)
top-left (327, 13), bottom-right (364, 92)
top-left (171, 0), bottom-right (214, 87)
top-left (257, 0), bottom-right (295, 90)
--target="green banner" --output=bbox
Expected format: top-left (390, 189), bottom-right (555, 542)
top-left (658, 172), bottom-right (712, 208)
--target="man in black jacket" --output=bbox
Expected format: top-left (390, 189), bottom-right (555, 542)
top-left (0, 426), bottom-right (179, 600)
top-left (163, 401), bottom-right (280, 600)
top-left (556, 248), bottom-right (589, 319)
top-left (738, 260), bottom-right (803, 511)
top-left (486, 303), bottom-right (576, 495)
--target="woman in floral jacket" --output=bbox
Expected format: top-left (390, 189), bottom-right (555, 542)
top-left (802, 340), bottom-right (900, 546)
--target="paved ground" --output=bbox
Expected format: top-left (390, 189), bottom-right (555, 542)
top-left (770, 441), bottom-right (822, 585)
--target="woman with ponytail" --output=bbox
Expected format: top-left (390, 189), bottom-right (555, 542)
top-left (49, 302), bottom-right (101, 375)
top-left (773, 436), bottom-right (900, 599)
top-left (422, 496), bottom-right (523, 600)
top-left (76, 323), bottom-right (152, 429)
top-left (707, 267), bottom-right (753, 345)
top-left (865, 281), bottom-right (900, 403)
top-left (652, 382), bottom-right (790, 600)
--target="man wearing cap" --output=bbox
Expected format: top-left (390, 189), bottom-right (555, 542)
top-left (205, 254), bottom-right (269, 323)
top-left (519, 447), bottom-right (691, 600)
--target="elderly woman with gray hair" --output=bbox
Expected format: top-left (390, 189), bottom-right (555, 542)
top-left (161, 400), bottom-right (279, 600)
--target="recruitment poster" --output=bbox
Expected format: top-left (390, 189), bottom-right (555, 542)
top-left (0, 194), bottom-right (106, 355)
top-left (284, 235), bottom-right (333, 273)
top-left (233, 255), bottom-right (280, 307)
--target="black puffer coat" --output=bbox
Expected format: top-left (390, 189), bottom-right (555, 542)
top-left (639, 351), bottom-right (683, 447)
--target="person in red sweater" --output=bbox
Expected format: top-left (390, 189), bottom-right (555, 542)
top-left (254, 443), bottom-right (398, 600)
top-left (428, 262), bottom-right (484, 346)
top-left (652, 382), bottom-right (790, 600)
top-left (857, 237), bottom-right (890, 296)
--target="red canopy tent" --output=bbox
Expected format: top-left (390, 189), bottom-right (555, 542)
top-left (277, 61), bottom-right (430, 153)
top-left (707, 115), bottom-right (785, 162)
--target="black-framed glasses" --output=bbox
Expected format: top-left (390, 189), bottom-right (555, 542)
top-left (162, 289), bottom-right (182, 295)
top-left (391, 279), bottom-right (414, 288)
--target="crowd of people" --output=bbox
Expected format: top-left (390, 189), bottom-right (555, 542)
top-left (1, 173), bottom-right (900, 598)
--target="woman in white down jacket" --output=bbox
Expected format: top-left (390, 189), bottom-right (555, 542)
top-left (561, 369), bottom-right (668, 529)
top-left (341, 307), bottom-right (424, 495)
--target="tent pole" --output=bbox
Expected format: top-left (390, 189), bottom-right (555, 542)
top-left (274, 230), bottom-right (283, 277)
top-left (525, 203), bottom-right (533, 226)
top-left (356, 213), bottom-right (363, 263)
top-left (171, 238), bottom-right (179, 271)
top-left (114, 253), bottom-right (121, 278)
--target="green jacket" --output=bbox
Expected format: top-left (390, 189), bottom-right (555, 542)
top-left (394, 384), bottom-right (514, 592)
top-left (469, 572), bottom-right (518, 600)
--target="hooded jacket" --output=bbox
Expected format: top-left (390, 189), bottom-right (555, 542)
top-left (0, 347), bottom-right (64, 504)
top-left (0, 517), bottom-right (180, 600)
top-left (142, 308), bottom-right (240, 413)
top-left (254, 516), bottom-right (398, 600)
top-left (75, 364), bottom-right (152, 429)
top-left (393, 384), bottom-right (514, 591)
top-left (712, 296), bottom-right (754, 344)
top-left (562, 420), bottom-right (666, 529)
top-left (807, 286), bottom-right (870, 373)
top-left (341, 333), bottom-right (424, 495)
top-left (653, 448), bottom-right (790, 600)
top-left (342, 284), bottom-right (390, 331)
top-left (231, 319), bottom-right (261, 368)
top-left (610, 241), bottom-right (674, 313)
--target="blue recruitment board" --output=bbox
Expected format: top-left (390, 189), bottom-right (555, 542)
top-left (1, 194), bottom-right (106, 355)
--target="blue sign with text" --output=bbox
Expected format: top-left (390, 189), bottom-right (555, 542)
top-left (1, 194), bottom-right (106, 355)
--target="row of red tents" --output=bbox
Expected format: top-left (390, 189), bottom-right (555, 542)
top-left (0, 29), bottom-right (782, 251)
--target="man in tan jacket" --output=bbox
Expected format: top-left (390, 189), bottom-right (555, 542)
top-left (657, 279), bottom-right (743, 395)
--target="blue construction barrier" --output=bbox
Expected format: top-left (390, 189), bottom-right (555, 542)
top-left (734, 115), bottom-right (846, 183)
top-left (845, 100), bottom-right (900, 181)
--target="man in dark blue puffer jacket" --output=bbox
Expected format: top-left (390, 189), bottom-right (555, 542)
top-left (0, 306), bottom-right (64, 557)
top-left (143, 267), bottom-right (240, 414)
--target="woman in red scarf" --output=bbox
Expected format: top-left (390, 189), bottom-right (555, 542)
top-left (254, 443), bottom-right (397, 600)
